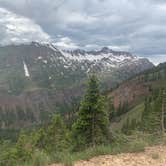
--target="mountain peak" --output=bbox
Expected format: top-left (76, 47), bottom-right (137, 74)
top-left (101, 47), bottom-right (112, 53)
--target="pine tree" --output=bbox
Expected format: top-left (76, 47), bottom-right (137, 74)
top-left (72, 75), bottom-right (109, 150)
top-left (44, 114), bottom-right (69, 153)
top-left (141, 88), bottom-right (166, 134)
top-left (141, 97), bottom-right (151, 131)
top-left (106, 96), bottom-right (115, 121)
top-left (160, 89), bottom-right (166, 134)
top-left (47, 115), bottom-right (68, 152)
top-left (15, 131), bottom-right (33, 162)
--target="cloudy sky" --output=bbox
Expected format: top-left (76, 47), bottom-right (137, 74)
top-left (0, 0), bottom-right (166, 64)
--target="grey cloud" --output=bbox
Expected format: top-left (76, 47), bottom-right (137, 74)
top-left (0, 0), bottom-right (166, 63)
top-left (0, 7), bottom-right (51, 45)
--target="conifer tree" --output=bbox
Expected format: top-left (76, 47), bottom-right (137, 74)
top-left (160, 89), bottom-right (166, 134)
top-left (72, 75), bottom-right (109, 150)
top-left (142, 97), bottom-right (151, 131)
top-left (141, 88), bottom-right (166, 133)
top-left (106, 96), bottom-right (115, 120)
top-left (44, 114), bottom-right (69, 153)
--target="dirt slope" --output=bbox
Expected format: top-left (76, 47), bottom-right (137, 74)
top-left (51, 146), bottom-right (166, 166)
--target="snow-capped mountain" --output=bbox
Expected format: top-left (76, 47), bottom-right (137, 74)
top-left (27, 42), bottom-right (153, 75)
top-left (0, 42), bottom-right (154, 90)
top-left (60, 47), bottom-right (138, 70)
top-left (0, 42), bottom-right (154, 129)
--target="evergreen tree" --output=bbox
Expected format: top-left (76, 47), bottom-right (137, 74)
top-left (72, 75), bottom-right (109, 150)
top-left (116, 101), bottom-right (129, 116)
top-left (141, 97), bottom-right (151, 131)
top-left (106, 96), bottom-right (115, 121)
top-left (160, 89), bottom-right (166, 134)
top-left (15, 131), bottom-right (33, 162)
top-left (121, 118), bottom-right (130, 134)
top-left (44, 114), bottom-right (69, 153)
top-left (141, 88), bottom-right (166, 133)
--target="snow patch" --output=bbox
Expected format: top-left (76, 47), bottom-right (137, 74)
top-left (38, 56), bottom-right (42, 60)
top-left (23, 61), bottom-right (30, 77)
top-left (60, 50), bottom-right (137, 69)
top-left (48, 44), bottom-right (58, 51)
top-left (43, 60), bottom-right (48, 64)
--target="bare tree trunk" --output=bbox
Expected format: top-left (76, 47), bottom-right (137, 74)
top-left (161, 101), bottom-right (165, 134)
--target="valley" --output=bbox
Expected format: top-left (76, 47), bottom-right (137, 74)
top-left (0, 43), bottom-right (165, 166)
top-left (0, 42), bottom-right (154, 130)
top-left (0, 1), bottom-right (166, 166)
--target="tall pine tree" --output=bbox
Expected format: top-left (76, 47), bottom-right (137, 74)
top-left (37, 114), bottom-right (69, 153)
top-left (141, 88), bottom-right (166, 134)
top-left (72, 75), bottom-right (109, 150)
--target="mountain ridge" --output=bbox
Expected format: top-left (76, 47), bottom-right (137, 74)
top-left (0, 42), bottom-right (154, 130)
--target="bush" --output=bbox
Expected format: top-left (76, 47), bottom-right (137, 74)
top-left (127, 140), bottom-right (145, 152)
top-left (151, 153), bottom-right (159, 160)
top-left (30, 150), bottom-right (50, 166)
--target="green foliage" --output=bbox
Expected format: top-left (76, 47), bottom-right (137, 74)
top-left (0, 115), bottom-right (70, 166)
top-left (72, 75), bottom-right (109, 150)
top-left (121, 118), bottom-right (139, 135)
top-left (106, 96), bottom-right (116, 120)
top-left (0, 132), bottom-right (34, 166)
top-left (0, 65), bottom-right (165, 166)
top-left (15, 131), bottom-right (34, 161)
top-left (43, 114), bottom-right (70, 153)
top-left (151, 153), bottom-right (159, 160)
top-left (29, 150), bottom-right (50, 166)
top-left (141, 88), bottom-right (166, 133)
top-left (116, 101), bottom-right (129, 116)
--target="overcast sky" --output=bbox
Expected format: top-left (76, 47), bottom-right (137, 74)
top-left (0, 0), bottom-right (166, 64)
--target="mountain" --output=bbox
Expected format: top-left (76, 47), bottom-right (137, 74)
top-left (107, 62), bottom-right (166, 131)
top-left (0, 42), bottom-right (154, 131)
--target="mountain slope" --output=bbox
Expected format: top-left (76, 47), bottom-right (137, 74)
top-left (0, 42), bottom-right (154, 130)
top-left (108, 62), bottom-right (166, 109)
top-left (108, 62), bottom-right (166, 131)
top-left (0, 42), bottom-right (154, 91)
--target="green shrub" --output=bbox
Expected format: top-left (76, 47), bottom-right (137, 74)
top-left (31, 150), bottom-right (50, 166)
top-left (62, 153), bottom-right (73, 166)
top-left (128, 140), bottom-right (145, 152)
top-left (151, 153), bottom-right (159, 160)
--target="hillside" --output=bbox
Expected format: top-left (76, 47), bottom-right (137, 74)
top-left (108, 62), bottom-right (166, 131)
top-left (0, 42), bottom-right (154, 130)
top-left (108, 62), bottom-right (166, 109)
top-left (0, 63), bottom-right (165, 166)
top-left (49, 65), bottom-right (166, 166)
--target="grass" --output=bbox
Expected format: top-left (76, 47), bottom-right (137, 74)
top-left (49, 132), bottom-right (166, 166)
top-left (49, 132), bottom-right (150, 166)
top-left (150, 80), bottom-right (166, 89)
top-left (2, 131), bottom-right (166, 166)
top-left (19, 150), bottom-right (50, 166)
top-left (151, 153), bottom-right (159, 160)
top-left (55, 143), bottom-right (145, 166)
top-left (111, 103), bottom-right (145, 131)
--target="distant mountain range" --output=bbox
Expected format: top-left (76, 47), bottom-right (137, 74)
top-left (0, 42), bottom-right (154, 131)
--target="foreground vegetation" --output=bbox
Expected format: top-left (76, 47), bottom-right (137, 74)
top-left (0, 72), bottom-right (166, 166)
top-left (1, 131), bottom-right (166, 166)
